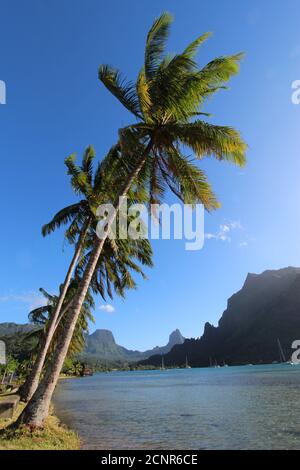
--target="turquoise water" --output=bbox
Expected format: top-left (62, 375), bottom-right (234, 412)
top-left (53, 364), bottom-right (300, 450)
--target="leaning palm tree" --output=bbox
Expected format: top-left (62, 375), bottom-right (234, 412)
top-left (19, 144), bottom-right (151, 403)
top-left (17, 12), bottom-right (247, 428)
top-left (18, 145), bottom-right (120, 402)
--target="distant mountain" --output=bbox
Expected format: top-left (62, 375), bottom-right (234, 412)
top-left (81, 328), bottom-right (185, 363)
top-left (83, 329), bottom-right (143, 362)
top-left (0, 322), bottom-right (37, 337)
top-left (0, 322), bottom-right (40, 361)
top-left (143, 329), bottom-right (184, 357)
top-left (141, 267), bottom-right (300, 367)
top-left (0, 320), bottom-right (184, 365)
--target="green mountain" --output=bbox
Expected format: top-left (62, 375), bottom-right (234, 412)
top-left (0, 322), bottom-right (37, 337)
top-left (0, 322), bottom-right (40, 361)
top-left (141, 267), bottom-right (300, 367)
top-left (81, 328), bottom-right (184, 363)
top-left (0, 322), bottom-right (184, 365)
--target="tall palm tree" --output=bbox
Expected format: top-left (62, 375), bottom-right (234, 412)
top-left (17, 13), bottom-right (247, 428)
top-left (18, 145), bottom-right (123, 402)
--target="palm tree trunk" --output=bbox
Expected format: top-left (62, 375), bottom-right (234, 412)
top-left (15, 142), bottom-right (153, 428)
top-left (18, 219), bottom-right (91, 403)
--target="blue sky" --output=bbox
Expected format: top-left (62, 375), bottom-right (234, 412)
top-left (0, 0), bottom-right (300, 350)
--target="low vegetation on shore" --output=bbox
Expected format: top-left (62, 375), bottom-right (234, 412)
top-left (0, 403), bottom-right (79, 450)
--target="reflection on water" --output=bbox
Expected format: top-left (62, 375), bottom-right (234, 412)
top-left (53, 364), bottom-right (300, 449)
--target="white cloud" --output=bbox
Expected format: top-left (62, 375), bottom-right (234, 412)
top-left (205, 221), bottom-right (243, 243)
top-left (228, 221), bottom-right (243, 230)
top-left (239, 241), bottom-right (249, 247)
top-left (220, 224), bottom-right (230, 233)
top-left (99, 304), bottom-right (115, 314)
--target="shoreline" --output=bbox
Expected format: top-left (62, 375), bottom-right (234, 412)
top-left (0, 400), bottom-right (80, 450)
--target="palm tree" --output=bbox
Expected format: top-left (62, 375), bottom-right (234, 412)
top-left (18, 145), bottom-right (122, 402)
top-left (15, 159), bottom-right (153, 425)
top-left (16, 12), bottom-right (247, 428)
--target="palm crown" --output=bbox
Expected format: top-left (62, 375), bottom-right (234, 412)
top-left (77, 236), bottom-right (152, 300)
top-left (42, 145), bottom-right (109, 244)
top-left (43, 146), bottom-right (153, 301)
top-left (99, 12), bottom-right (247, 210)
top-left (29, 281), bottom-right (95, 357)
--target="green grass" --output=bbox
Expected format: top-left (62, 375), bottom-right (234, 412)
top-left (0, 402), bottom-right (80, 450)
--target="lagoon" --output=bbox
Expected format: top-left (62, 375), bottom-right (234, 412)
top-left (53, 364), bottom-right (300, 450)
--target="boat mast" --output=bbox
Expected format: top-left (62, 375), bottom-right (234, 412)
top-left (277, 338), bottom-right (286, 363)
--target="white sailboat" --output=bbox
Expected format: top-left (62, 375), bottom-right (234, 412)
top-left (185, 355), bottom-right (191, 369)
top-left (277, 338), bottom-right (298, 365)
top-left (277, 338), bottom-right (286, 363)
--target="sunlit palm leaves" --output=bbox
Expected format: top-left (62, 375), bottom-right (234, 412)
top-left (99, 13), bottom-right (247, 212)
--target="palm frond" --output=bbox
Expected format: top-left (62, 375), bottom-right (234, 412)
top-left (82, 145), bottom-right (96, 184)
top-left (136, 67), bottom-right (152, 121)
top-left (42, 202), bottom-right (83, 236)
top-left (145, 12), bottom-right (173, 80)
top-left (168, 121), bottom-right (247, 166)
top-left (99, 65), bottom-right (142, 118)
top-left (39, 287), bottom-right (56, 303)
top-left (162, 149), bottom-right (220, 210)
top-left (199, 53), bottom-right (244, 86)
top-left (182, 32), bottom-right (212, 59)
top-left (28, 305), bottom-right (50, 325)
top-left (65, 153), bottom-right (80, 179)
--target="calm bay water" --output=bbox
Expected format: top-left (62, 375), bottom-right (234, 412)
top-left (53, 364), bottom-right (300, 450)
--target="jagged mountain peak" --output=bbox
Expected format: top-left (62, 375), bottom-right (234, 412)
top-left (90, 329), bottom-right (116, 343)
top-left (168, 329), bottom-right (184, 346)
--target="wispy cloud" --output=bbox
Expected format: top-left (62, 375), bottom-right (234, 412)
top-left (239, 236), bottom-right (256, 248)
top-left (0, 291), bottom-right (45, 310)
top-left (205, 221), bottom-right (242, 243)
top-left (99, 304), bottom-right (115, 314)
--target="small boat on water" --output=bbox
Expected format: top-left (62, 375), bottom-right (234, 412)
top-left (277, 338), bottom-right (287, 364)
top-left (277, 338), bottom-right (299, 366)
top-left (185, 356), bottom-right (191, 369)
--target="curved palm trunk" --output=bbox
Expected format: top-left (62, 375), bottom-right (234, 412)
top-left (16, 143), bottom-right (152, 428)
top-left (18, 220), bottom-right (91, 403)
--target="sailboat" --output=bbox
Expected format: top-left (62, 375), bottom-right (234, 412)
top-left (277, 338), bottom-right (286, 363)
top-left (277, 338), bottom-right (297, 365)
top-left (160, 356), bottom-right (165, 370)
top-left (185, 355), bottom-right (191, 369)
